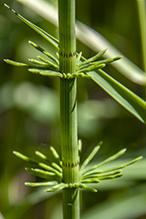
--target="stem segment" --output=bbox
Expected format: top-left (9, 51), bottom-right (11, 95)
top-left (59, 0), bottom-right (76, 74)
top-left (59, 0), bottom-right (80, 218)
top-left (60, 78), bottom-right (79, 182)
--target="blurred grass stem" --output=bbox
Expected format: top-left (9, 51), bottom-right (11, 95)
top-left (137, 0), bottom-right (146, 72)
top-left (137, 0), bottom-right (146, 99)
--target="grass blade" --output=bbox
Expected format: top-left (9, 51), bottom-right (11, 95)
top-left (76, 21), bottom-right (146, 85)
top-left (4, 4), bottom-right (59, 49)
top-left (87, 69), bottom-right (146, 123)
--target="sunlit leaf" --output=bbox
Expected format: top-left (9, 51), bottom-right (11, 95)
top-left (87, 69), bottom-right (146, 123)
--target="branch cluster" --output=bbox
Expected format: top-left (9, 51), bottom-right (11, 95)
top-left (4, 4), bottom-right (121, 80)
top-left (13, 140), bottom-right (143, 193)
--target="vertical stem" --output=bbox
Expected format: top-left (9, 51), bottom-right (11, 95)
top-left (60, 78), bottom-right (79, 182)
top-left (59, 0), bottom-right (76, 74)
top-left (58, 0), bottom-right (80, 219)
top-left (63, 188), bottom-right (80, 219)
top-left (137, 0), bottom-right (146, 72)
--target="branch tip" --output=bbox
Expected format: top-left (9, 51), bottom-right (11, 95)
top-left (4, 3), bottom-right (9, 8)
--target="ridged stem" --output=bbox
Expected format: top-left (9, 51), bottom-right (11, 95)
top-left (60, 78), bottom-right (79, 182)
top-left (63, 188), bottom-right (80, 219)
top-left (59, 0), bottom-right (76, 74)
top-left (58, 0), bottom-right (80, 219)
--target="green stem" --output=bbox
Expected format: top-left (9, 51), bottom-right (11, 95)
top-left (137, 0), bottom-right (146, 101)
top-left (63, 188), bottom-right (80, 219)
top-left (137, 0), bottom-right (146, 72)
top-left (60, 78), bottom-right (79, 181)
top-left (58, 0), bottom-right (80, 219)
top-left (59, 0), bottom-right (76, 74)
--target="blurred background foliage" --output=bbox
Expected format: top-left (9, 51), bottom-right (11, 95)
top-left (0, 0), bottom-right (146, 219)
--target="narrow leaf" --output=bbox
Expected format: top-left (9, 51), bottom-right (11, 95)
top-left (93, 156), bottom-right (143, 174)
top-left (83, 170), bottom-right (122, 180)
top-left (76, 21), bottom-right (146, 85)
top-left (25, 167), bottom-right (56, 180)
top-left (28, 68), bottom-right (43, 73)
top-left (69, 72), bottom-right (92, 79)
top-left (83, 148), bottom-right (127, 175)
top-left (79, 183), bottom-right (97, 192)
top-left (13, 151), bottom-right (61, 177)
top-left (50, 146), bottom-right (60, 160)
top-left (50, 146), bottom-right (62, 166)
top-left (44, 183), bottom-right (67, 192)
top-left (79, 63), bottom-right (106, 73)
top-left (87, 69), bottom-right (146, 123)
top-left (4, 4), bottom-right (59, 49)
top-left (4, 59), bottom-right (28, 67)
top-left (39, 70), bottom-right (63, 77)
top-left (37, 56), bottom-right (59, 69)
top-left (83, 56), bottom-right (121, 68)
top-left (13, 151), bottom-right (39, 165)
top-left (35, 151), bottom-right (52, 164)
top-left (99, 173), bottom-right (123, 180)
top-left (79, 49), bottom-right (107, 66)
top-left (28, 41), bottom-right (59, 64)
top-left (78, 139), bottom-right (82, 152)
top-left (76, 51), bottom-right (82, 63)
top-left (25, 181), bottom-right (57, 187)
top-left (16, 0), bottom-right (146, 85)
top-left (28, 58), bottom-right (49, 66)
top-left (80, 141), bottom-right (102, 171)
top-left (35, 151), bottom-right (62, 173)
top-left (81, 179), bottom-right (100, 183)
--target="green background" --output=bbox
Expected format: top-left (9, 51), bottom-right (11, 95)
top-left (0, 0), bottom-right (146, 219)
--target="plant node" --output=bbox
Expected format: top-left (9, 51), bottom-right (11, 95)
top-left (13, 141), bottom-right (143, 193)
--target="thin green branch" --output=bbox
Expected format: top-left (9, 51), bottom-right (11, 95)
top-left (25, 167), bottom-right (57, 180)
top-left (13, 151), bottom-right (62, 177)
top-left (37, 56), bottom-right (59, 69)
top-left (28, 40), bottom-right (59, 65)
top-left (82, 148), bottom-right (127, 175)
top-left (35, 151), bottom-right (62, 172)
top-left (45, 183), bottom-right (67, 192)
top-left (78, 49), bottom-right (107, 66)
top-left (80, 141), bottom-right (102, 171)
top-left (4, 59), bottom-right (29, 67)
top-left (25, 181), bottom-right (58, 187)
top-left (4, 4), bottom-right (59, 49)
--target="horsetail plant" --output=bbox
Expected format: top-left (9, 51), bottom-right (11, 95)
top-left (4, 1), bottom-right (145, 219)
